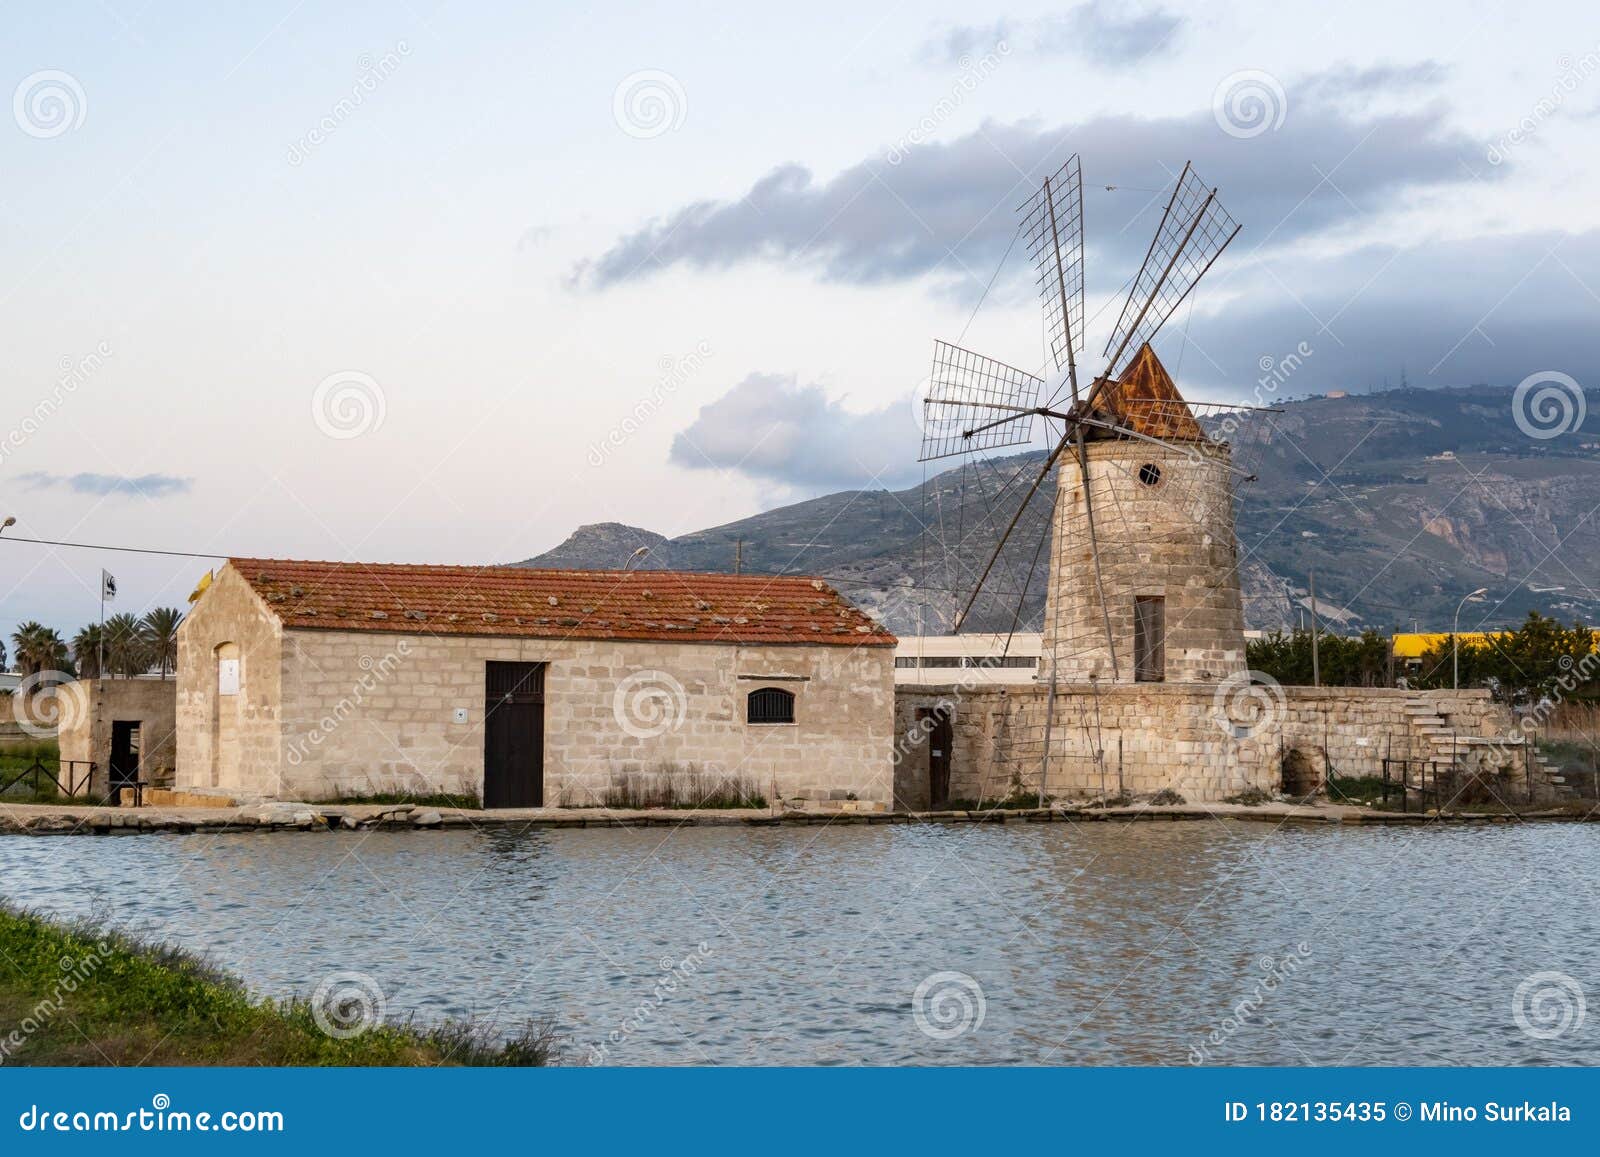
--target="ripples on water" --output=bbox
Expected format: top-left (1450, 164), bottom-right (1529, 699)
top-left (1, 820), bottom-right (1594, 1065)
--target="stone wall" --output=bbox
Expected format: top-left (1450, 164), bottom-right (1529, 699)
top-left (55, 677), bottom-right (178, 797)
top-left (176, 570), bottom-right (895, 805)
top-left (175, 565), bottom-right (285, 797)
top-left (269, 630), bottom-right (894, 806)
top-left (892, 682), bottom-right (1515, 808)
top-left (1045, 440), bottom-right (1246, 685)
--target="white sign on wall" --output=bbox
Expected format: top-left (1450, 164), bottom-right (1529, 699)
top-left (218, 658), bottom-right (240, 696)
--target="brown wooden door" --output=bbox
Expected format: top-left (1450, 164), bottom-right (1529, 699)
top-left (1134, 596), bottom-right (1165, 683)
top-left (484, 662), bottom-right (544, 808)
top-left (916, 706), bottom-right (953, 809)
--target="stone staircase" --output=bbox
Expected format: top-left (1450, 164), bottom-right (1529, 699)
top-left (1401, 696), bottom-right (1574, 802)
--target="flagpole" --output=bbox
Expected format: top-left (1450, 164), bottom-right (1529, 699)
top-left (98, 571), bottom-right (105, 680)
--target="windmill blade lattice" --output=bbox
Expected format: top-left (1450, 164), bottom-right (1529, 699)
top-left (1019, 154), bottom-right (1086, 383)
top-left (1102, 163), bottom-right (1240, 379)
top-left (918, 340), bottom-right (1047, 462)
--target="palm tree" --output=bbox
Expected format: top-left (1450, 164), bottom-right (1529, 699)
top-left (72, 624), bottom-right (105, 679)
top-left (102, 613), bottom-right (149, 677)
top-left (140, 607), bottom-right (184, 678)
top-left (10, 621), bottom-right (71, 676)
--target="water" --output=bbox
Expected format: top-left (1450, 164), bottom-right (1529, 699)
top-left (1, 820), bottom-right (1595, 1065)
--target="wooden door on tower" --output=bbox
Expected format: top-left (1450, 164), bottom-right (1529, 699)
top-left (916, 706), bottom-right (953, 810)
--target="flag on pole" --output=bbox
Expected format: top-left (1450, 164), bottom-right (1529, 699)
top-left (101, 569), bottom-right (117, 601)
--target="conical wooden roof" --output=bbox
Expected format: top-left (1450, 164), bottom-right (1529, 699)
top-left (1087, 343), bottom-right (1205, 441)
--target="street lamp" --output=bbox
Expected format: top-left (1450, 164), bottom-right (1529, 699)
top-left (623, 546), bottom-right (651, 572)
top-left (0, 516), bottom-right (14, 536)
top-left (1453, 587), bottom-right (1489, 690)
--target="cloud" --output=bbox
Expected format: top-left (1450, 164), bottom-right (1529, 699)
top-left (669, 373), bottom-right (918, 489)
top-left (1159, 227), bottom-right (1600, 396)
top-left (924, 4), bottom-right (1182, 66)
top-left (921, 20), bottom-right (1012, 65)
top-left (16, 472), bottom-right (193, 498)
top-left (573, 98), bottom-right (1496, 295)
top-left (1033, 2), bottom-right (1184, 63)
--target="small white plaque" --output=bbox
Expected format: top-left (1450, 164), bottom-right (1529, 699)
top-left (452, 707), bottom-right (469, 724)
top-left (217, 658), bottom-right (240, 696)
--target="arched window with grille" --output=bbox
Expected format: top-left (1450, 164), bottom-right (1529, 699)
top-left (746, 686), bottom-right (796, 725)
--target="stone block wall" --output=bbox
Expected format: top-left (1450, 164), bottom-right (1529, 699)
top-left (55, 677), bottom-right (178, 796)
top-left (1045, 440), bottom-right (1246, 685)
top-left (175, 565), bottom-right (286, 797)
top-left (892, 682), bottom-right (1516, 808)
top-left (176, 568), bottom-right (896, 806)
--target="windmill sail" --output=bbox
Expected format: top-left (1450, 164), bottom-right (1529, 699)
top-left (1019, 154), bottom-right (1086, 387)
top-left (918, 340), bottom-right (1046, 462)
top-left (1101, 163), bottom-right (1240, 381)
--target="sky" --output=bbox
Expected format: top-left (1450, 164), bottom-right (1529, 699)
top-left (2, 0), bottom-right (1598, 649)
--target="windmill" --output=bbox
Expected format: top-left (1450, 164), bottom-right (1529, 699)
top-left (920, 156), bottom-right (1276, 689)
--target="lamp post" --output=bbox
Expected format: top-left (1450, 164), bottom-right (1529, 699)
top-left (0, 516), bottom-right (14, 536)
top-left (1453, 587), bottom-right (1489, 690)
top-left (623, 546), bottom-right (650, 572)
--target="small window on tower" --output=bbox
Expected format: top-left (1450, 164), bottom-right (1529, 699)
top-left (1138, 462), bottom-right (1162, 487)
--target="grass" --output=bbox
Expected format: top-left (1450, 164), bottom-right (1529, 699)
top-left (1222, 787), bottom-right (1275, 806)
top-left (600, 769), bottom-right (766, 810)
top-left (323, 791), bottom-right (481, 809)
top-left (0, 742), bottom-right (75, 804)
top-left (1324, 775), bottom-right (1396, 806)
top-left (0, 903), bottom-right (560, 1066)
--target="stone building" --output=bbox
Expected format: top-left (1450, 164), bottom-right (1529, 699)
top-left (55, 677), bottom-right (179, 800)
top-left (893, 347), bottom-right (1546, 809)
top-left (175, 559), bottom-right (897, 807)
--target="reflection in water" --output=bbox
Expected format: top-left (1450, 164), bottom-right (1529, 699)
top-left (1, 820), bottom-right (1594, 1065)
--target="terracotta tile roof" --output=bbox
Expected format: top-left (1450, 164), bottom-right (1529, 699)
top-left (1087, 342), bottom-right (1206, 441)
top-left (224, 558), bottom-right (897, 648)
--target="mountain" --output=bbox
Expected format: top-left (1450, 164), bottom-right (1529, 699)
top-left (516, 384), bottom-right (1600, 635)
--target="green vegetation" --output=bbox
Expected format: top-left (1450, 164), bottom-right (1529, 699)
top-left (601, 769), bottom-right (766, 809)
top-left (0, 903), bottom-right (560, 1066)
top-left (325, 791), bottom-right (481, 809)
top-left (0, 740), bottom-right (72, 804)
top-left (1323, 775), bottom-right (1394, 806)
top-left (1222, 787), bottom-right (1274, 806)
top-left (1246, 629), bottom-right (1395, 687)
top-left (10, 607), bottom-right (186, 679)
top-left (1412, 612), bottom-right (1599, 703)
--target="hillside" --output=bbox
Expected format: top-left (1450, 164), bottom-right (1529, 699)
top-left (518, 385), bottom-right (1600, 635)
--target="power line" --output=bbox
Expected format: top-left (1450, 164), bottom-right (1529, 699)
top-left (0, 535), bottom-right (225, 560)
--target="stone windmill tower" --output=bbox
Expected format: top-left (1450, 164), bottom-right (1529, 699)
top-left (920, 158), bottom-right (1272, 689)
